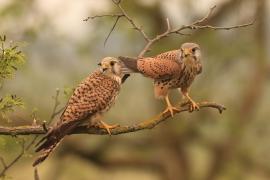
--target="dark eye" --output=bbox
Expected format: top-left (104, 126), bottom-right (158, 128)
top-left (192, 48), bottom-right (196, 53)
top-left (110, 61), bottom-right (115, 66)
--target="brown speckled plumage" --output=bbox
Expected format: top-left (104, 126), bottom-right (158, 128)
top-left (33, 57), bottom-right (123, 166)
top-left (119, 42), bottom-right (202, 115)
top-left (60, 71), bottom-right (120, 123)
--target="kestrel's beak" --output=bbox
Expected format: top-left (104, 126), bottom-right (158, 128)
top-left (100, 62), bottom-right (109, 72)
top-left (183, 48), bottom-right (192, 57)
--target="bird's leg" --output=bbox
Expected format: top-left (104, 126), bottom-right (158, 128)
top-left (98, 120), bottom-right (119, 136)
top-left (181, 89), bottom-right (199, 111)
top-left (162, 94), bottom-right (180, 117)
top-left (89, 114), bottom-right (119, 135)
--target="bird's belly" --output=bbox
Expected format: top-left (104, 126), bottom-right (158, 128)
top-left (173, 72), bottom-right (196, 89)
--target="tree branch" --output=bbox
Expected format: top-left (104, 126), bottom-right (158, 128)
top-left (0, 101), bottom-right (225, 136)
top-left (138, 6), bottom-right (254, 57)
top-left (84, 2), bottom-right (254, 57)
top-left (0, 139), bottom-right (25, 177)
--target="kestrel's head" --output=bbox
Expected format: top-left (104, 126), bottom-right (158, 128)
top-left (180, 42), bottom-right (201, 62)
top-left (98, 57), bottom-right (122, 76)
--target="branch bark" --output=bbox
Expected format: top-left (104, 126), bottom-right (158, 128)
top-left (0, 101), bottom-right (225, 136)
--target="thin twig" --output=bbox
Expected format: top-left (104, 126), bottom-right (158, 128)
top-left (84, 1), bottom-right (254, 58)
top-left (0, 157), bottom-right (7, 169)
top-left (83, 14), bottom-right (124, 21)
top-left (192, 5), bottom-right (217, 25)
top-left (104, 15), bottom-right (122, 46)
top-left (34, 168), bottom-right (39, 180)
top-left (115, 3), bottom-right (150, 42)
top-left (0, 88), bottom-right (66, 177)
top-left (84, 1), bottom-right (150, 44)
top-left (0, 139), bottom-right (25, 177)
top-left (138, 6), bottom-right (254, 57)
top-left (49, 88), bottom-right (62, 122)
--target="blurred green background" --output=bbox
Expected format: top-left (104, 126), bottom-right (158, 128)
top-left (0, 0), bottom-right (270, 179)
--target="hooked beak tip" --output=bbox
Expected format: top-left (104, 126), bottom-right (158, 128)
top-left (102, 68), bottom-right (108, 72)
top-left (184, 53), bottom-right (191, 57)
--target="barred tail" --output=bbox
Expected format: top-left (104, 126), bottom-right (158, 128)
top-left (33, 120), bottom-right (81, 166)
top-left (118, 56), bottom-right (139, 73)
top-left (32, 140), bottom-right (61, 166)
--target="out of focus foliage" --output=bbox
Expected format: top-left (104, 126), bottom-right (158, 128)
top-left (0, 35), bottom-right (25, 119)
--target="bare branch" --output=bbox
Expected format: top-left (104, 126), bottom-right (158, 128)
top-left (104, 16), bottom-right (122, 46)
top-left (0, 88), bottom-right (66, 177)
top-left (34, 168), bottom-right (40, 180)
top-left (83, 14), bottom-right (124, 21)
top-left (84, 1), bottom-right (150, 43)
top-left (84, 1), bottom-right (253, 57)
top-left (0, 157), bottom-right (7, 169)
top-left (190, 20), bottom-right (255, 31)
top-left (192, 5), bottom-right (217, 25)
top-left (0, 101), bottom-right (226, 136)
top-left (138, 7), bottom-right (254, 57)
top-left (115, 3), bottom-right (150, 42)
top-left (84, 13), bottom-right (125, 47)
top-left (49, 88), bottom-right (64, 122)
top-left (0, 139), bottom-right (25, 177)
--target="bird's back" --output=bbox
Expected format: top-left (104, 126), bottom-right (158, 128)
top-left (60, 71), bottom-right (121, 124)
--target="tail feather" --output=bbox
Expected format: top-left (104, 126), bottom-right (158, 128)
top-left (32, 140), bottom-right (61, 166)
top-left (121, 74), bottom-right (130, 84)
top-left (33, 120), bottom-right (81, 166)
top-left (118, 56), bottom-right (139, 73)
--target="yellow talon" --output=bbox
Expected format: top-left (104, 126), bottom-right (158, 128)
top-left (162, 95), bottom-right (180, 117)
top-left (97, 120), bottom-right (119, 136)
top-left (162, 105), bottom-right (180, 117)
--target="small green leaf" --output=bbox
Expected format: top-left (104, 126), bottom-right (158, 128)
top-left (0, 94), bottom-right (24, 119)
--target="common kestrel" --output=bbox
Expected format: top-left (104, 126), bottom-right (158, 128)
top-left (33, 57), bottom-right (125, 166)
top-left (119, 42), bottom-right (202, 116)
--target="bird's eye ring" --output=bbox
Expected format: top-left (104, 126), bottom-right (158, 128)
top-left (110, 61), bottom-right (115, 66)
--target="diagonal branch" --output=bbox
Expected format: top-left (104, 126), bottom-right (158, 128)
top-left (114, 2), bottom-right (150, 42)
top-left (0, 139), bottom-right (25, 177)
top-left (104, 15), bottom-right (122, 46)
top-left (84, 0), bottom-right (150, 45)
top-left (0, 101), bottom-right (226, 136)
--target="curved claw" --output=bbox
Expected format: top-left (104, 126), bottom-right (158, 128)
top-left (189, 101), bottom-right (200, 112)
top-left (163, 106), bottom-right (180, 117)
top-left (96, 121), bottom-right (120, 136)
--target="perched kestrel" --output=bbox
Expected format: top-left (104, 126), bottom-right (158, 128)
top-left (119, 42), bottom-right (202, 116)
top-left (33, 57), bottom-right (125, 166)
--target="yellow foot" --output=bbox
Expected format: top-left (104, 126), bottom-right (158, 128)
top-left (162, 106), bottom-right (180, 117)
top-left (97, 121), bottom-right (120, 136)
top-left (188, 101), bottom-right (200, 112)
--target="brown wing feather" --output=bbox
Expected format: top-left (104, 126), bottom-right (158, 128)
top-left (155, 50), bottom-right (180, 61)
top-left (137, 57), bottom-right (181, 80)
